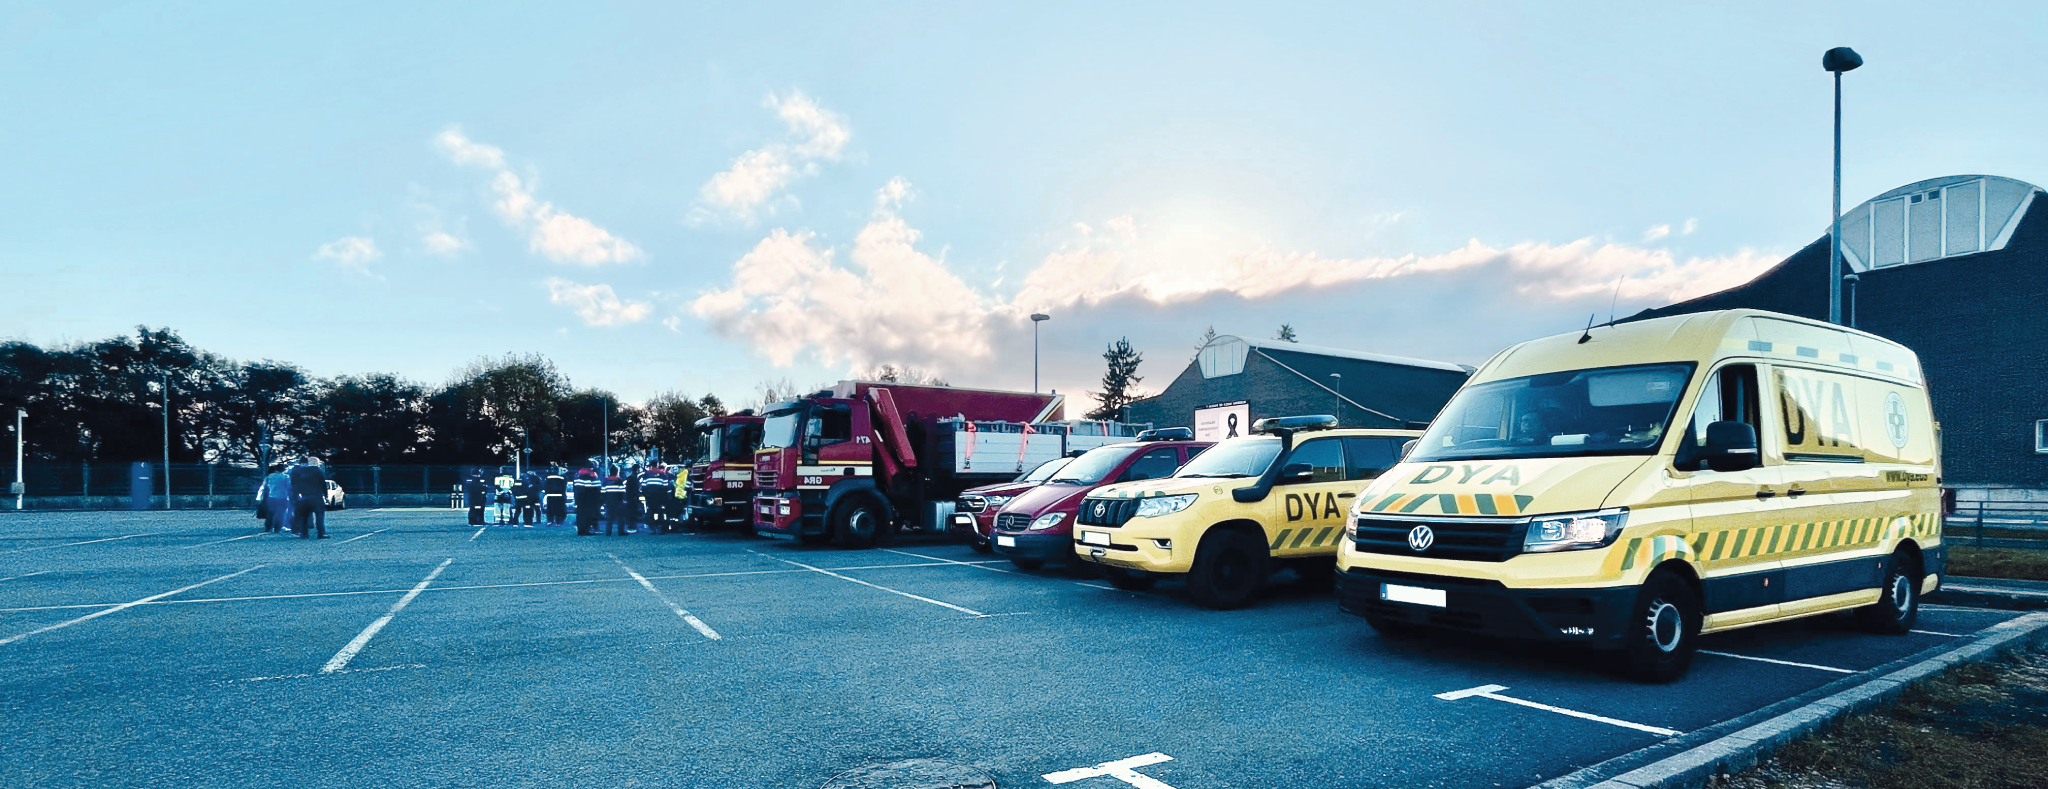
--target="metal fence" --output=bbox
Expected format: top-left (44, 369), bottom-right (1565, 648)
top-left (0, 464), bottom-right (483, 510)
top-left (1949, 500), bottom-right (2048, 549)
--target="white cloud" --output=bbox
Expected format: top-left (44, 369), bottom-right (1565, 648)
top-left (693, 91), bottom-right (851, 223)
top-left (545, 277), bottom-right (651, 326)
top-left (422, 230), bottom-right (470, 257)
top-left (314, 236), bottom-right (382, 276)
top-left (693, 195), bottom-right (1781, 373)
top-left (1643, 224), bottom-right (1671, 242)
top-left (1682, 218), bottom-right (1699, 235)
top-left (438, 127), bottom-right (643, 266)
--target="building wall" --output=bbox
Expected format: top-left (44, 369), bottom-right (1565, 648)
top-left (1127, 348), bottom-right (1467, 432)
top-left (1632, 201), bottom-right (2048, 488)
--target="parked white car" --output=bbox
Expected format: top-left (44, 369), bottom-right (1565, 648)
top-left (325, 480), bottom-right (346, 510)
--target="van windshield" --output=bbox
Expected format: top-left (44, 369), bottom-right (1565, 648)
top-left (1410, 363), bottom-right (1694, 462)
top-left (1049, 446), bottom-right (1143, 485)
top-left (1018, 456), bottom-right (1074, 483)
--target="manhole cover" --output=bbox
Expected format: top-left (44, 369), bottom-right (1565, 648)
top-left (821, 758), bottom-right (997, 789)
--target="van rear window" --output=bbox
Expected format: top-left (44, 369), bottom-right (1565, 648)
top-left (1411, 364), bottom-right (1694, 462)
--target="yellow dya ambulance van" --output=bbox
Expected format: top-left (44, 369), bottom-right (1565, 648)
top-left (1073, 420), bottom-right (1421, 609)
top-left (1336, 309), bottom-right (1942, 682)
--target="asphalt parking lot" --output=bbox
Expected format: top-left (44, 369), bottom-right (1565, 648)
top-left (0, 509), bottom-right (2024, 789)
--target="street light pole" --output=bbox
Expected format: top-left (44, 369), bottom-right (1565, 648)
top-left (161, 372), bottom-right (171, 510)
top-left (1329, 373), bottom-right (1343, 426)
top-left (602, 397), bottom-right (611, 478)
top-left (13, 407), bottom-right (24, 511)
top-left (1823, 46), bottom-right (1863, 325)
top-left (1030, 314), bottom-right (1051, 393)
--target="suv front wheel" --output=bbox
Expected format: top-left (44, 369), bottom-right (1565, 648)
top-left (1186, 530), bottom-right (1268, 610)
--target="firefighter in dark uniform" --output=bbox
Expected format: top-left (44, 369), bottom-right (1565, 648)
top-left (571, 469), bottom-right (602, 535)
top-left (288, 462), bottom-right (328, 539)
top-left (602, 475), bottom-right (629, 536)
top-left (644, 468), bottom-right (675, 532)
top-left (623, 466), bottom-right (643, 533)
top-left (462, 470), bottom-right (489, 526)
top-left (543, 466), bottom-right (568, 525)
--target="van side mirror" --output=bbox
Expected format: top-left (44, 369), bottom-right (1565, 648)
top-left (1279, 463), bottom-right (1316, 484)
top-left (1400, 439), bottom-right (1418, 460)
top-left (1702, 421), bottom-right (1759, 473)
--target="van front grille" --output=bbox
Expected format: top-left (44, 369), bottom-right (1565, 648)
top-left (1351, 514), bottom-right (1528, 562)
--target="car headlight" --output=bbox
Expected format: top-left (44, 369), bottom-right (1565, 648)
top-left (1522, 509), bottom-right (1629, 553)
top-left (1029, 512), bottom-right (1066, 531)
top-left (1133, 494), bottom-right (1197, 519)
top-left (984, 495), bottom-right (1013, 509)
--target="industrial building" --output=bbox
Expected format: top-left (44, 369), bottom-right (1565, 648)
top-left (1123, 335), bottom-right (1471, 440)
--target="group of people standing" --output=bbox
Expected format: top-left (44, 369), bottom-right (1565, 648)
top-left (255, 462), bottom-right (329, 539)
top-left (461, 465), bottom-right (681, 536)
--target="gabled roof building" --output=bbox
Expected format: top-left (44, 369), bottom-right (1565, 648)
top-left (1124, 335), bottom-right (1470, 442)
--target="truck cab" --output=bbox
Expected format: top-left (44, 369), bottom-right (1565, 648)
top-left (684, 411), bottom-right (762, 531)
top-left (1072, 417), bottom-right (1420, 609)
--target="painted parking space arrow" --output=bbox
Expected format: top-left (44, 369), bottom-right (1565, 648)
top-left (1043, 752), bottom-right (1177, 788)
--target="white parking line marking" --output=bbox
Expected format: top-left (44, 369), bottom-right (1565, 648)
top-left (881, 548), bottom-right (1018, 574)
top-left (185, 532), bottom-right (264, 548)
top-left (217, 664), bottom-right (425, 685)
top-left (0, 570), bottom-right (52, 583)
top-left (608, 554), bottom-right (721, 640)
top-left (469, 527), bottom-right (486, 541)
top-left (0, 561), bottom-right (995, 613)
top-left (1435, 685), bottom-right (1682, 737)
top-left (321, 558), bottom-right (453, 674)
top-left (1699, 650), bottom-right (1856, 674)
top-left (1911, 629), bottom-right (1964, 637)
top-left (4, 532), bottom-right (161, 554)
top-left (0, 565), bottom-right (264, 647)
top-left (753, 551), bottom-right (987, 617)
top-left (1043, 752), bottom-right (1177, 788)
top-left (1079, 583), bottom-right (1117, 591)
top-left (336, 528), bottom-right (389, 544)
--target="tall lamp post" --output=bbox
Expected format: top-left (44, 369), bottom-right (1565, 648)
top-left (12, 407), bottom-right (24, 511)
top-left (1030, 313), bottom-right (1051, 393)
top-left (1824, 46), bottom-right (1863, 325)
top-left (160, 372), bottom-right (171, 510)
top-left (1329, 374), bottom-right (1343, 426)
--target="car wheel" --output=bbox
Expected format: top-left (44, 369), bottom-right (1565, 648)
top-left (1104, 566), bottom-right (1157, 591)
top-left (831, 497), bottom-right (886, 549)
top-left (1617, 569), bottom-right (1701, 684)
top-left (1856, 550), bottom-right (1920, 635)
top-left (1009, 558), bottom-right (1045, 572)
top-left (1186, 530), bottom-right (1267, 610)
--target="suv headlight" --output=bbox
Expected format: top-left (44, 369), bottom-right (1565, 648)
top-left (1133, 494), bottom-right (1197, 518)
top-left (1522, 509), bottom-right (1629, 553)
top-left (1028, 512), bottom-right (1066, 531)
top-left (984, 495), bottom-right (1013, 509)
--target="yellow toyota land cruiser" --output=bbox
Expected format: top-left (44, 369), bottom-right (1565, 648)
top-left (1072, 417), bottom-right (1422, 609)
top-left (1337, 309), bottom-right (1943, 682)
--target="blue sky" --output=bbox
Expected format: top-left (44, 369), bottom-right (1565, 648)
top-left (3, 1), bottom-right (2043, 410)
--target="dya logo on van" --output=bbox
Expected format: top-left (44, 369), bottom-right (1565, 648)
top-left (1410, 464), bottom-right (1522, 486)
top-left (1285, 492), bottom-right (1344, 522)
top-left (1883, 392), bottom-right (1909, 449)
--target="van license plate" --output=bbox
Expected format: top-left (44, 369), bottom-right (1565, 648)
top-left (1382, 583), bottom-right (1447, 608)
top-left (1080, 531), bottom-right (1110, 547)
top-left (997, 536), bottom-right (1016, 547)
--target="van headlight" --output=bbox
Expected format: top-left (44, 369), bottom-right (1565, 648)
top-left (1522, 509), bottom-right (1628, 553)
top-left (1028, 512), bottom-right (1067, 531)
top-left (1133, 494), bottom-right (1197, 518)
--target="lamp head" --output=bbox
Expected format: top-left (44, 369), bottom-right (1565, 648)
top-left (1030, 313), bottom-right (1050, 322)
top-left (1822, 47), bottom-right (1863, 73)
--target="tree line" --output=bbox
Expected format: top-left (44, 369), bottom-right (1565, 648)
top-left (0, 326), bottom-right (726, 468)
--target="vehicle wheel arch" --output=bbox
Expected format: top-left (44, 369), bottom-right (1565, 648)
top-left (1650, 559), bottom-right (1703, 602)
top-left (824, 479), bottom-right (891, 523)
top-left (1893, 538), bottom-right (1926, 578)
top-left (1204, 518), bottom-right (1269, 550)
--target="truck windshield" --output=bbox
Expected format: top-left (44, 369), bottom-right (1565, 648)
top-left (762, 409), bottom-right (801, 450)
top-left (1174, 437), bottom-right (1282, 479)
top-left (1017, 456), bottom-right (1074, 483)
top-left (700, 430), bottom-right (719, 464)
top-left (1410, 363), bottom-right (1694, 462)
top-left (1048, 446), bottom-right (1142, 485)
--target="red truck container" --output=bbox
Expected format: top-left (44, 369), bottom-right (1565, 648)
top-left (751, 380), bottom-right (1144, 548)
top-left (683, 411), bottom-right (763, 531)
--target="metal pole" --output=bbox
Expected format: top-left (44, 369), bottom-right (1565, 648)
top-left (602, 398), bottom-right (610, 477)
top-left (13, 408), bottom-right (24, 511)
top-left (1829, 70), bottom-right (1843, 325)
top-left (162, 372), bottom-right (171, 510)
top-left (1033, 320), bottom-right (1039, 393)
top-left (1329, 374), bottom-right (1342, 426)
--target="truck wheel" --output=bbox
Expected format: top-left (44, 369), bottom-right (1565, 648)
top-left (831, 498), bottom-right (885, 549)
top-left (1009, 558), bottom-right (1045, 572)
top-left (1856, 550), bottom-right (1920, 635)
top-left (1104, 567), bottom-right (1157, 591)
top-left (1617, 570), bottom-right (1700, 684)
top-left (1186, 530), bottom-right (1267, 610)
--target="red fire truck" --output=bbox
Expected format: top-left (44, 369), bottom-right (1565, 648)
top-left (683, 411), bottom-right (763, 531)
top-left (751, 381), bottom-right (1144, 548)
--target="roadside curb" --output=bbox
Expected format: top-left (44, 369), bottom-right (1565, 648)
top-left (1928, 577), bottom-right (2048, 611)
top-left (1533, 610), bottom-right (2048, 789)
